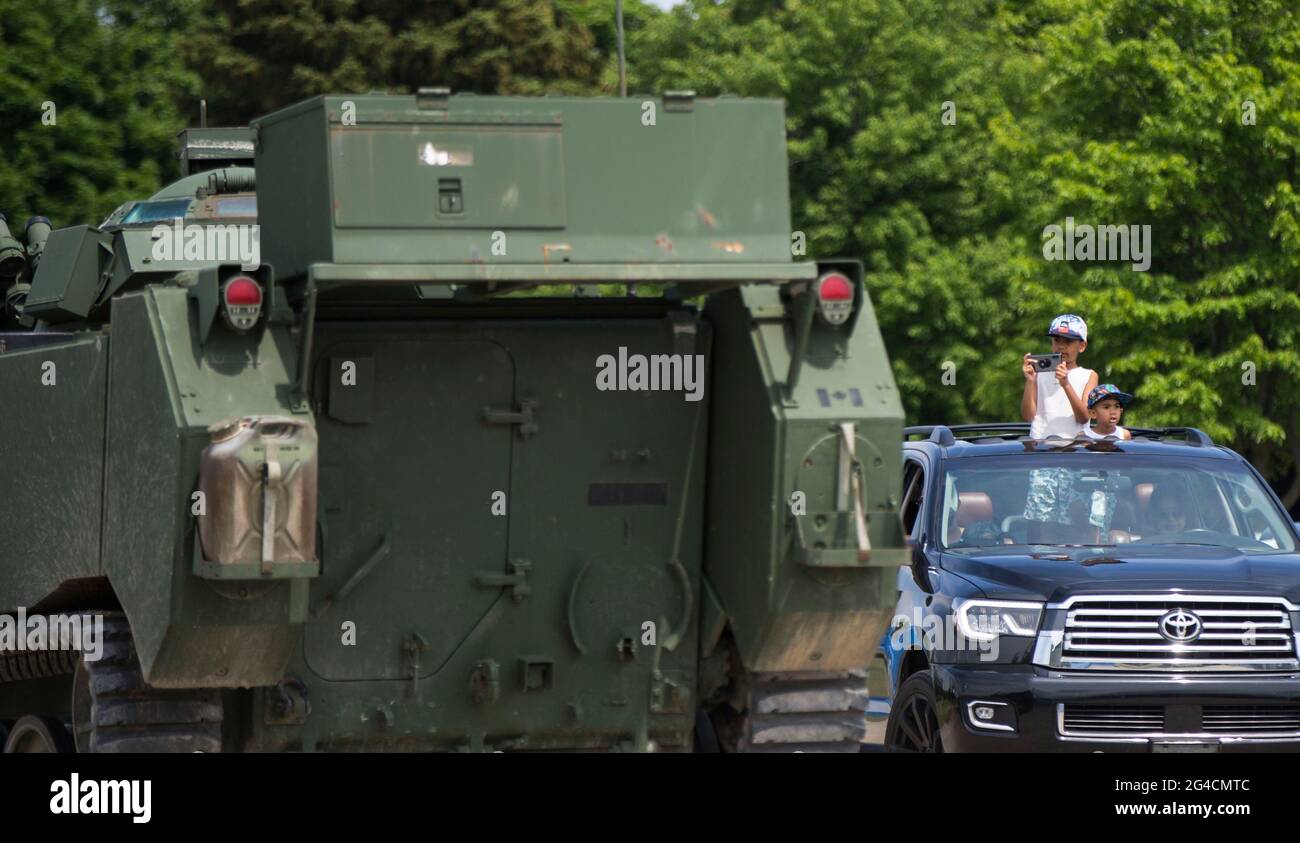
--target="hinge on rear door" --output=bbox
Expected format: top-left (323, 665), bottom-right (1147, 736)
top-left (482, 399), bottom-right (539, 439)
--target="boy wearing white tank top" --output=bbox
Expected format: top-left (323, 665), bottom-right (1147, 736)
top-left (1084, 384), bottom-right (1133, 440)
top-left (1020, 314), bottom-right (1100, 542)
top-left (1020, 313), bottom-right (1098, 439)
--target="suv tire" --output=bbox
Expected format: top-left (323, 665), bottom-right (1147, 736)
top-left (884, 670), bottom-right (944, 752)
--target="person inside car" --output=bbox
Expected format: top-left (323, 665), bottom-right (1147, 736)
top-left (954, 519), bottom-right (1015, 547)
top-left (1148, 485), bottom-right (1194, 534)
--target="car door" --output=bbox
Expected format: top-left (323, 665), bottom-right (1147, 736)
top-left (894, 453), bottom-right (933, 651)
top-left (871, 452), bottom-right (932, 722)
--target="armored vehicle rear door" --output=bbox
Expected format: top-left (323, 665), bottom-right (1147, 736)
top-left (303, 331), bottom-right (515, 681)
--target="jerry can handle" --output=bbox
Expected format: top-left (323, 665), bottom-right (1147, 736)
top-left (252, 416), bottom-right (307, 438)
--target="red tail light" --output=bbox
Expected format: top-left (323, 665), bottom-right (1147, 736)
top-left (222, 276), bottom-right (263, 331)
top-left (815, 272), bottom-right (854, 325)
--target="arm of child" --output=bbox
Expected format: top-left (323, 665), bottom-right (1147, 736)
top-left (1020, 354), bottom-right (1037, 422)
top-left (1063, 370), bottom-right (1100, 423)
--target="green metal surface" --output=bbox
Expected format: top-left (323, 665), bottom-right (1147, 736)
top-left (244, 314), bottom-right (709, 747)
top-left (309, 261), bottom-right (816, 286)
top-left (304, 332), bottom-right (518, 681)
top-left (0, 92), bottom-right (907, 751)
top-left (254, 94), bottom-right (799, 281)
top-left (99, 289), bottom-right (307, 687)
top-left (330, 122), bottom-right (567, 229)
top-left (0, 335), bottom-right (107, 612)
top-left (702, 279), bottom-right (905, 673)
top-left (23, 226), bottom-right (111, 321)
top-left (175, 127), bottom-right (256, 176)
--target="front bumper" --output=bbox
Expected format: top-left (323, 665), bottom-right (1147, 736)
top-left (934, 664), bottom-right (1300, 752)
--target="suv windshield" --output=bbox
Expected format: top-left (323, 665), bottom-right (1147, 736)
top-left (939, 454), bottom-right (1296, 554)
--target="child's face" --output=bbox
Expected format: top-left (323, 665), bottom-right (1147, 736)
top-left (1050, 335), bottom-right (1085, 363)
top-left (1090, 398), bottom-right (1124, 428)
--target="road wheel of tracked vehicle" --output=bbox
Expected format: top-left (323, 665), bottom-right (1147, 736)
top-left (75, 616), bottom-right (223, 753)
top-left (735, 670), bottom-right (871, 753)
top-left (4, 715), bottom-right (74, 753)
top-left (884, 671), bottom-right (944, 753)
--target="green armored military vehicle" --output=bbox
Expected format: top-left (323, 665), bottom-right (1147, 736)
top-left (0, 91), bottom-right (906, 752)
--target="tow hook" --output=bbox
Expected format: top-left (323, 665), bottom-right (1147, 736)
top-left (265, 678), bottom-right (311, 726)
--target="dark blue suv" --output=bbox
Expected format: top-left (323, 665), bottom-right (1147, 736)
top-left (865, 423), bottom-right (1300, 753)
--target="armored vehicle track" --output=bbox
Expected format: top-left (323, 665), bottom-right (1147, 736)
top-left (74, 615), bottom-right (223, 753)
top-left (740, 670), bottom-right (870, 752)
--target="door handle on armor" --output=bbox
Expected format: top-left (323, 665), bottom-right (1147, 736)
top-left (474, 559), bottom-right (531, 602)
top-left (839, 422), bottom-right (872, 562)
top-left (481, 400), bottom-right (539, 439)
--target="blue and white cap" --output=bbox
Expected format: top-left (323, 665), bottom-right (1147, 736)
top-left (1048, 313), bottom-right (1088, 342)
top-left (1087, 384), bottom-right (1133, 408)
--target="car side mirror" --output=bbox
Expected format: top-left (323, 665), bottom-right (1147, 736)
top-left (910, 533), bottom-right (933, 591)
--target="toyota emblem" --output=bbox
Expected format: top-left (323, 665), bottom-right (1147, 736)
top-left (1159, 609), bottom-right (1203, 642)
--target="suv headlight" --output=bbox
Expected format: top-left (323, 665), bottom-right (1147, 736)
top-left (954, 599), bottom-right (1044, 642)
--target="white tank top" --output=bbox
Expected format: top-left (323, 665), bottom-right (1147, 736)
top-left (1029, 366), bottom-right (1093, 439)
top-left (1083, 424), bottom-right (1128, 440)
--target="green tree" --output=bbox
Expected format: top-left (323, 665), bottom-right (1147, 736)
top-left (631, 0), bottom-right (1300, 505)
top-left (185, 0), bottom-right (610, 125)
top-left (978, 0), bottom-right (1300, 506)
top-left (629, 0), bottom-right (1025, 430)
top-left (0, 0), bottom-right (199, 227)
top-left (556, 0), bottom-right (663, 93)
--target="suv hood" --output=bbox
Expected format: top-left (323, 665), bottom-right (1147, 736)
top-left (943, 544), bottom-right (1300, 605)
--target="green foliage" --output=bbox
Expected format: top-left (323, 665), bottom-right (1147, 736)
top-left (6, 0), bottom-right (1300, 502)
top-left (631, 0), bottom-right (1300, 503)
top-left (0, 0), bottom-right (627, 219)
top-left (556, 0), bottom-right (659, 93)
top-left (982, 0), bottom-right (1300, 501)
top-left (185, 0), bottom-right (610, 125)
top-left (629, 0), bottom-right (1025, 427)
top-left (0, 0), bottom-right (199, 227)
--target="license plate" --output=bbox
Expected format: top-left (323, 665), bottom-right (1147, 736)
top-left (1151, 741), bottom-right (1220, 753)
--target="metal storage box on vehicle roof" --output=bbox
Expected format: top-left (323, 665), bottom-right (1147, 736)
top-left (250, 92), bottom-right (801, 282)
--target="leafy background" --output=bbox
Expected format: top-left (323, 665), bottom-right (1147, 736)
top-left (3, 0), bottom-right (1300, 508)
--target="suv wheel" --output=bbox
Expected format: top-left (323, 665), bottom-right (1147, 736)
top-left (884, 671), bottom-right (944, 752)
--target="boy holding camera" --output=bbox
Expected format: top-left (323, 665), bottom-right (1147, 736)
top-left (1020, 314), bottom-right (1101, 543)
top-left (1020, 313), bottom-right (1098, 439)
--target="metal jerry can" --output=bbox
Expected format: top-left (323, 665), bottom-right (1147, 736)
top-left (196, 416), bottom-right (319, 579)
